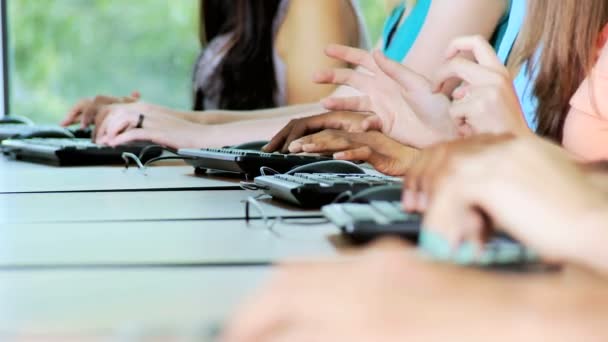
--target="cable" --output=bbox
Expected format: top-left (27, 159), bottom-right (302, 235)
top-left (137, 144), bottom-right (176, 160)
top-left (259, 166), bottom-right (279, 176)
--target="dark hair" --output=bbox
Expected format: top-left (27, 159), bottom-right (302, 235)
top-left (194, 0), bottom-right (282, 110)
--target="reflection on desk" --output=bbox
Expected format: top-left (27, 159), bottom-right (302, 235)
top-left (0, 165), bottom-right (241, 193)
top-left (0, 219), bottom-right (340, 267)
top-left (0, 190), bottom-right (322, 224)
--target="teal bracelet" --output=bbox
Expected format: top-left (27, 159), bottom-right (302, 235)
top-left (418, 228), bottom-right (538, 266)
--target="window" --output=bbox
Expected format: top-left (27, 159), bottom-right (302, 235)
top-left (8, 0), bottom-right (199, 123)
top-left (6, 0), bottom-right (386, 124)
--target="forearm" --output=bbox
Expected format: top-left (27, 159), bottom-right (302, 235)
top-left (176, 103), bottom-right (325, 125)
top-left (196, 106), bottom-right (329, 147)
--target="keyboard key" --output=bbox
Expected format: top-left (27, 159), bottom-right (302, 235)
top-left (341, 204), bottom-right (390, 225)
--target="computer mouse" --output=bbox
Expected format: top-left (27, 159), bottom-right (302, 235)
top-left (349, 184), bottom-right (403, 203)
top-left (229, 140), bottom-right (269, 151)
top-left (15, 128), bottom-right (75, 139)
top-left (0, 117), bottom-right (30, 125)
top-left (287, 160), bottom-right (365, 175)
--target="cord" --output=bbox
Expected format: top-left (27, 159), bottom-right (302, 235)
top-left (259, 166), bottom-right (279, 176)
top-left (239, 181), bottom-right (268, 191)
top-left (137, 145), bottom-right (176, 160)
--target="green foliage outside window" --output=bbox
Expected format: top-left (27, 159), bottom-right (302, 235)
top-left (8, 0), bottom-right (388, 123)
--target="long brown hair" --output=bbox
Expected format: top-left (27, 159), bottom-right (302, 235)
top-left (510, 0), bottom-right (608, 141)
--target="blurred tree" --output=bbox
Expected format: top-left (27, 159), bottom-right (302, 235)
top-left (8, 0), bottom-right (387, 123)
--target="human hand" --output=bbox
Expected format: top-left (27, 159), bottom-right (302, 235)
top-left (61, 91), bottom-right (141, 128)
top-left (288, 129), bottom-right (419, 176)
top-left (433, 36), bottom-right (531, 136)
top-left (414, 134), bottom-right (608, 269)
top-left (222, 239), bottom-right (571, 342)
top-left (95, 102), bottom-right (204, 149)
top-left (262, 111), bottom-right (371, 153)
top-left (403, 134), bottom-right (515, 212)
top-left (314, 44), bottom-right (456, 147)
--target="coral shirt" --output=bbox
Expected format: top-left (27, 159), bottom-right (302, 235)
top-left (563, 24), bottom-right (608, 160)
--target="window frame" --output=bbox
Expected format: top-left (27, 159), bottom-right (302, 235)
top-left (0, 0), bottom-right (8, 117)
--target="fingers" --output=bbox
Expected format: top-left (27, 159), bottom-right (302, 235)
top-left (448, 96), bottom-right (475, 127)
top-left (313, 68), bottom-right (373, 92)
top-left (93, 106), bottom-right (113, 142)
top-left (100, 113), bottom-right (135, 144)
top-left (403, 146), bottom-right (448, 212)
top-left (333, 145), bottom-right (372, 161)
top-left (62, 93), bottom-right (141, 128)
top-left (263, 120), bottom-right (297, 153)
top-left (280, 119), bottom-right (318, 153)
top-left (373, 50), bottom-right (430, 92)
top-left (422, 181), bottom-right (467, 248)
top-left (264, 114), bottom-right (346, 153)
top-left (81, 95), bottom-right (119, 128)
top-left (445, 36), bottom-right (505, 72)
top-left (433, 57), bottom-right (499, 92)
top-left (266, 112), bottom-right (373, 153)
top-left (61, 99), bottom-right (91, 127)
top-left (422, 181), bottom-right (489, 252)
top-left (80, 104), bottom-right (101, 128)
top-left (321, 96), bottom-right (371, 113)
top-left (324, 44), bottom-right (378, 72)
top-left (106, 128), bottom-right (163, 147)
top-left (452, 84), bottom-right (470, 100)
top-left (361, 115), bottom-right (383, 131)
top-left (289, 130), bottom-right (355, 154)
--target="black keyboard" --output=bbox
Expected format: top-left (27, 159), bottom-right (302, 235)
top-left (178, 147), bottom-right (332, 178)
top-left (0, 124), bottom-right (92, 140)
top-left (323, 201), bottom-right (421, 243)
top-left (255, 173), bottom-right (403, 208)
top-left (322, 201), bottom-right (539, 268)
top-left (1, 138), bottom-right (161, 166)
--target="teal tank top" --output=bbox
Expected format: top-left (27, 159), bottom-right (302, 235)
top-left (381, 0), bottom-right (538, 131)
top-left (495, 0), bottom-right (538, 131)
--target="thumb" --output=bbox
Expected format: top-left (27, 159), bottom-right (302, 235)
top-left (373, 50), bottom-right (431, 92)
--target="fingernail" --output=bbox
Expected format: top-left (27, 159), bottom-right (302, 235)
top-left (334, 152), bottom-right (346, 159)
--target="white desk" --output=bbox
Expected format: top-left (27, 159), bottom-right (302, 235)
top-left (0, 164), bottom-right (242, 193)
top-left (0, 190), bottom-right (321, 223)
top-left (0, 155), bottom-right (352, 338)
top-left (0, 268), bottom-right (269, 339)
top-left (0, 220), bottom-right (341, 267)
